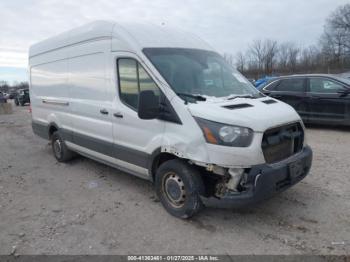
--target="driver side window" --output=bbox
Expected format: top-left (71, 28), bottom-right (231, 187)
top-left (118, 58), bottom-right (160, 110)
top-left (309, 78), bottom-right (344, 93)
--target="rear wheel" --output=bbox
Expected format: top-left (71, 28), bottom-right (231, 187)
top-left (155, 159), bottom-right (204, 219)
top-left (51, 131), bottom-right (75, 162)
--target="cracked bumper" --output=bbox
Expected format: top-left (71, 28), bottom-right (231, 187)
top-left (202, 145), bottom-right (313, 208)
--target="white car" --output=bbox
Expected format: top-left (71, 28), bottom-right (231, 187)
top-left (29, 21), bottom-right (312, 218)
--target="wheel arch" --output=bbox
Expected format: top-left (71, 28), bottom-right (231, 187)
top-left (148, 148), bottom-right (179, 183)
top-left (48, 122), bottom-right (59, 139)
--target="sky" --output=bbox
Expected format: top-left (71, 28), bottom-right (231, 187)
top-left (0, 0), bottom-right (349, 84)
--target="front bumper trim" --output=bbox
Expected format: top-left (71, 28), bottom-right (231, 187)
top-left (202, 145), bottom-right (313, 208)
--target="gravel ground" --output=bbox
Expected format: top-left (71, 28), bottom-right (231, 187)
top-left (0, 102), bottom-right (349, 255)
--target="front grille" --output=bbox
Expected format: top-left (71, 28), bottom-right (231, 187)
top-left (262, 122), bottom-right (304, 164)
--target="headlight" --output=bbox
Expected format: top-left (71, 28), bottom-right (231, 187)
top-left (195, 117), bottom-right (253, 147)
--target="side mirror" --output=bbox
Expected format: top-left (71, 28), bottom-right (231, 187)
top-left (138, 90), bottom-right (160, 120)
top-left (337, 89), bottom-right (350, 97)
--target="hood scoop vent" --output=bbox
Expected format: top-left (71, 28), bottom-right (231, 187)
top-left (223, 103), bottom-right (253, 110)
top-left (262, 99), bottom-right (277, 104)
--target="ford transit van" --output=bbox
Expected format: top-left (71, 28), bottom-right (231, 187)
top-left (29, 21), bottom-right (312, 218)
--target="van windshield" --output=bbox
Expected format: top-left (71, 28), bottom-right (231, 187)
top-left (143, 48), bottom-right (260, 101)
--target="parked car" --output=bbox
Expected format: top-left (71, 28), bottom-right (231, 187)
top-left (14, 89), bottom-right (30, 106)
top-left (0, 92), bottom-right (7, 103)
top-left (261, 74), bottom-right (350, 126)
top-left (254, 76), bottom-right (277, 89)
top-left (9, 90), bottom-right (17, 99)
top-left (29, 21), bottom-right (312, 218)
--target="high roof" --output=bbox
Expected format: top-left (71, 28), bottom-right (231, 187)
top-left (29, 20), bottom-right (213, 58)
top-left (29, 21), bottom-right (115, 58)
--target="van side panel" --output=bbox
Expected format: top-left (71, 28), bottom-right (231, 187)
top-left (30, 56), bottom-right (73, 141)
top-left (67, 40), bottom-right (114, 155)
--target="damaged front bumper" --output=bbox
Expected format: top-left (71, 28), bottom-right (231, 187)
top-left (202, 145), bottom-right (313, 208)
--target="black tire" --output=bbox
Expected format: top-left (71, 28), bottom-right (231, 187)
top-left (155, 159), bottom-right (205, 219)
top-left (51, 131), bottom-right (75, 162)
top-left (20, 101), bottom-right (24, 106)
top-left (15, 99), bottom-right (19, 106)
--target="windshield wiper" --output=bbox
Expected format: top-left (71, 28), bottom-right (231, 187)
top-left (227, 94), bottom-right (258, 100)
top-left (176, 93), bottom-right (207, 102)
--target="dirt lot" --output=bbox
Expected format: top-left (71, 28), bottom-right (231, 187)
top-left (0, 102), bottom-right (349, 255)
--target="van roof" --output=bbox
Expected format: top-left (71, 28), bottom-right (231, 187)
top-left (29, 20), bottom-right (213, 58)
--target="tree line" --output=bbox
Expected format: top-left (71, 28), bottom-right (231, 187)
top-left (1, 4), bottom-right (349, 89)
top-left (225, 4), bottom-right (350, 79)
top-left (0, 81), bottom-right (29, 94)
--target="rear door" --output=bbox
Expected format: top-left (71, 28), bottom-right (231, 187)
top-left (264, 77), bottom-right (308, 120)
top-left (306, 77), bottom-right (350, 123)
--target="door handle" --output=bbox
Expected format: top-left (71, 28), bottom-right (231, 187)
top-left (100, 108), bottom-right (109, 115)
top-left (113, 112), bottom-right (123, 118)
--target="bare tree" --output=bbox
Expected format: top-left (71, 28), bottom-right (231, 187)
top-left (299, 45), bottom-right (323, 72)
top-left (321, 4), bottom-right (350, 69)
top-left (223, 53), bottom-right (234, 67)
top-left (235, 51), bottom-right (246, 72)
top-left (328, 4), bottom-right (350, 50)
top-left (233, 4), bottom-right (350, 78)
top-left (263, 39), bottom-right (278, 75)
top-left (0, 81), bottom-right (10, 93)
top-left (249, 39), bottom-right (265, 77)
top-left (277, 42), bottom-right (292, 70)
top-left (287, 44), bottom-right (300, 73)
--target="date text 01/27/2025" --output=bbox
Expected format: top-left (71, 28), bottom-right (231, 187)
top-left (127, 256), bottom-right (220, 261)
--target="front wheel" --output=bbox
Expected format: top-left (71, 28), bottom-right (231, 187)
top-left (51, 131), bottom-right (75, 162)
top-left (155, 159), bottom-right (205, 219)
top-left (15, 99), bottom-right (19, 106)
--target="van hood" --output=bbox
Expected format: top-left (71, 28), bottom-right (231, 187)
top-left (187, 97), bottom-right (301, 132)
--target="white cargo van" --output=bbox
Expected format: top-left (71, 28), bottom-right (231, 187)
top-left (29, 21), bottom-right (312, 218)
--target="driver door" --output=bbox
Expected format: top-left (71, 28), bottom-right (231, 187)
top-left (306, 77), bottom-right (349, 123)
top-left (111, 53), bottom-right (165, 178)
